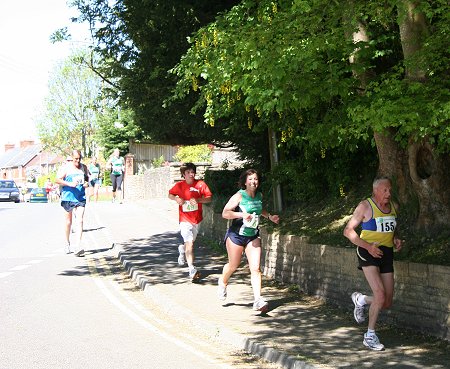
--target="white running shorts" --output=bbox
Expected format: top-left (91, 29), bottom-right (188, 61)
top-left (179, 222), bottom-right (199, 243)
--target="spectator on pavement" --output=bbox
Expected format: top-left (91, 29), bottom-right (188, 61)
top-left (56, 149), bottom-right (89, 256)
top-left (168, 162), bottom-right (212, 282)
top-left (344, 176), bottom-right (403, 351)
top-left (45, 178), bottom-right (53, 200)
top-left (218, 168), bottom-right (279, 313)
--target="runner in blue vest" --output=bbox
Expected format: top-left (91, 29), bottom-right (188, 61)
top-left (218, 169), bottom-right (279, 313)
top-left (56, 149), bottom-right (89, 256)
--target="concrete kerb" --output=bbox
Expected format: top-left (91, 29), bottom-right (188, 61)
top-left (112, 242), bottom-right (320, 369)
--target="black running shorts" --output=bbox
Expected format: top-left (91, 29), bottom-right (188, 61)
top-left (356, 245), bottom-right (394, 273)
top-left (224, 228), bottom-right (259, 247)
top-left (61, 200), bottom-right (86, 213)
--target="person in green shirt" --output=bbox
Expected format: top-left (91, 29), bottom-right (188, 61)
top-left (218, 168), bottom-right (279, 313)
top-left (106, 148), bottom-right (125, 203)
top-left (88, 156), bottom-right (102, 202)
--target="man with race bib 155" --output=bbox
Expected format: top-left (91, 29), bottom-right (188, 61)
top-left (344, 176), bottom-right (403, 351)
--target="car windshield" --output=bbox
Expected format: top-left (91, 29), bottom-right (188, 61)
top-left (0, 181), bottom-right (16, 188)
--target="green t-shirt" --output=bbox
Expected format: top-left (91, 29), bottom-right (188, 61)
top-left (231, 189), bottom-right (263, 237)
top-left (111, 157), bottom-right (124, 175)
top-left (89, 163), bottom-right (100, 180)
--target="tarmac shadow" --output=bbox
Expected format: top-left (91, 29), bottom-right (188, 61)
top-left (85, 246), bottom-right (114, 255)
top-left (267, 295), bottom-right (301, 312)
top-left (83, 226), bottom-right (105, 232)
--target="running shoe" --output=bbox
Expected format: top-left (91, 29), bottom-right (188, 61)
top-left (75, 249), bottom-right (85, 257)
top-left (217, 278), bottom-right (227, 300)
top-left (177, 244), bottom-right (186, 266)
top-left (253, 297), bottom-right (269, 313)
top-left (363, 333), bottom-right (385, 351)
top-left (189, 267), bottom-right (201, 281)
top-left (351, 292), bottom-right (366, 323)
top-left (64, 242), bottom-right (71, 254)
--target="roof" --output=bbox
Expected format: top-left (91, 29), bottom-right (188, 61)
top-left (0, 144), bottom-right (42, 169)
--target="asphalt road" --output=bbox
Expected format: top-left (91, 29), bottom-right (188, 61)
top-left (0, 201), bottom-right (278, 369)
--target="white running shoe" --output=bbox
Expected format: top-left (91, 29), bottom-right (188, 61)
top-left (351, 292), bottom-right (366, 323)
top-left (253, 297), bottom-right (269, 313)
top-left (189, 267), bottom-right (200, 281)
top-left (363, 333), bottom-right (385, 351)
top-left (217, 278), bottom-right (227, 300)
top-left (177, 244), bottom-right (185, 266)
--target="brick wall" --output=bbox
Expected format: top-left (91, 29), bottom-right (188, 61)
top-left (199, 206), bottom-right (450, 341)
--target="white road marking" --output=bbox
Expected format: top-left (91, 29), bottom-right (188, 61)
top-left (27, 260), bottom-right (43, 264)
top-left (9, 264), bottom-right (31, 271)
top-left (90, 272), bottom-right (231, 369)
top-left (84, 210), bottom-right (231, 369)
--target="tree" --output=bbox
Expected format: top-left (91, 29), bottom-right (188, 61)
top-left (69, 0), bottom-right (241, 145)
top-left (36, 49), bottom-right (102, 157)
top-left (171, 0), bottom-right (449, 232)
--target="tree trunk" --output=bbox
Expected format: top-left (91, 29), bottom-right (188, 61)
top-left (373, 130), bottom-right (412, 205)
top-left (389, 0), bottom-right (450, 232)
top-left (374, 131), bottom-right (450, 232)
top-left (398, 0), bottom-right (428, 81)
top-left (407, 141), bottom-right (450, 229)
top-left (349, 2), bottom-right (450, 233)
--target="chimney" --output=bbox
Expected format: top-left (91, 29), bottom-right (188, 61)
top-left (20, 140), bottom-right (34, 148)
top-left (5, 143), bottom-right (15, 152)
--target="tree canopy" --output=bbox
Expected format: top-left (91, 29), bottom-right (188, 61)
top-left (36, 50), bottom-right (102, 157)
top-left (69, 0), bottom-right (241, 145)
top-left (68, 0), bottom-right (450, 232)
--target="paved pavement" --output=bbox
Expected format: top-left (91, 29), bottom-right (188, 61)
top-left (84, 199), bottom-right (449, 369)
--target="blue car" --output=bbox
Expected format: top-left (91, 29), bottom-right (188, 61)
top-left (0, 180), bottom-right (21, 203)
top-left (29, 188), bottom-right (48, 203)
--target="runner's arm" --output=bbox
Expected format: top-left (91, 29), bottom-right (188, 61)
top-left (222, 192), bottom-right (249, 220)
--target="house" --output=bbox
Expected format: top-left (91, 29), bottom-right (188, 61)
top-left (0, 140), bottom-right (64, 187)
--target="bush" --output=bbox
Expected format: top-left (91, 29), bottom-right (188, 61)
top-left (174, 144), bottom-right (212, 163)
top-left (151, 155), bottom-right (166, 168)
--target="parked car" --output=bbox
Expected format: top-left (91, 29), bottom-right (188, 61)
top-left (29, 188), bottom-right (48, 203)
top-left (0, 180), bottom-right (21, 203)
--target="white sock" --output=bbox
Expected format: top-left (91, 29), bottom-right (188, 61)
top-left (188, 264), bottom-right (194, 270)
top-left (357, 294), bottom-right (366, 306)
top-left (367, 329), bottom-right (375, 337)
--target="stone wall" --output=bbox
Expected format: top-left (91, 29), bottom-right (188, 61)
top-left (199, 206), bottom-right (450, 341)
top-left (123, 163), bottom-right (212, 201)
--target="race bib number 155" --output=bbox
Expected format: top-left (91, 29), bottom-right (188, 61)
top-left (375, 216), bottom-right (396, 233)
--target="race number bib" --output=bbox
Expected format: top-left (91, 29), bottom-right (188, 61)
top-left (243, 213), bottom-right (260, 229)
top-left (73, 173), bottom-right (84, 186)
top-left (375, 216), bottom-right (396, 233)
top-left (182, 201), bottom-right (198, 212)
